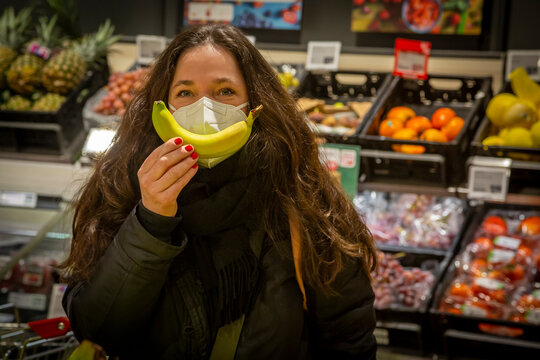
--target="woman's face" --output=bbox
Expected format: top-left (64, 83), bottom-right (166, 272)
top-left (168, 44), bottom-right (249, 112)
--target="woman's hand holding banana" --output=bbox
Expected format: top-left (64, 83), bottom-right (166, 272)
top-left (137, 137), bottom-right (199, 217)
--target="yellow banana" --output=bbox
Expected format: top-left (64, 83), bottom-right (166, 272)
top-left (152, 101), bottom-right (262, 158)
top-left (510, 67), bottom-right (540, 107)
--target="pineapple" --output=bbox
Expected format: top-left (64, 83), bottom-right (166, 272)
top-left (42, 20), bottom-right (119, 95)
top-left (0, 7), bottom-right (32, 89)
top-left (1, 95), bottom-right (32, 111)
top-left (6, 16), bottom-right (62, 95)
top-left (31, 92), bottom-right (66, 112)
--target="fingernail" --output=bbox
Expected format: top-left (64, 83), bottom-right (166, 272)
top-left (174, 138), bottom-right (183, 145)
top-left (191, 152), bottom-right (198, 159)
top-left (185, 145), bottom-right (193, 152)
top-left (192, 163), bottom-right (198, 169)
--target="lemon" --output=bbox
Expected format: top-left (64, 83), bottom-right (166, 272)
top-left (530, 121), bottom-right (540, 147)
top-left (503, 98), bottom-right (537, 128)
top-left (510, 67), bottom-right (540, 107)
top-left (498, 128), bottom-right (509, 138)
top-left (486, 93), bottom-right (519, 128)
top-left (502, 127), bottom-right (534, 147)
top-left (482, 135), bottom-right (504, 146)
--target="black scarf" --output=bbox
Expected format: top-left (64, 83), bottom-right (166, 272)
top-left (178, 151), bottom-right (261, 336)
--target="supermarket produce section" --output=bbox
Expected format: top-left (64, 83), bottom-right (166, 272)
top-left (1, 42), bottom-right (540, 359)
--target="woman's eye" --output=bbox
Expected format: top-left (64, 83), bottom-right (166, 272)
top-left (218, 88), bottom-right (235, 96)
top-left (177, 90), bottom-right (192, 97)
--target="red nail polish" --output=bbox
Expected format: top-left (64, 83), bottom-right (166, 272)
top-left (185, 145), bottom-right (193, 152)
top-left (174, 138), bottom-right (183, 145)
top-left (191, 152), bottom-right (198, 159)
top-left (192, 163), bottom-right (198, 169)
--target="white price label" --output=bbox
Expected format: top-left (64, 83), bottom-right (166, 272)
top-left (373, 328), bottom-right (389, 345)
top-left (340, 149), bottom-right (357, 168)
top-left (474, 277), bottom-right (504, 291)
top-left (8, 292), bottom-right (47, 311)
top-left (493, 236), bottom-right (521, 250)
top-left (488, 249), bottom-right (515, 264)
top-left (396, 51), bottom-right (426, 74)
top-left (0, 190), bottom-right (37, 208)
top-left (136, 35), bottom-right (167, 65)
top-left (187, 2), bottom-right (234, 22)
top-left (48, 283), bottom-right (68, 319)
top-left (467, 165), bottom-right (510, 202)
top-left (506, 50), bottom-right (540, 81)
top-left (461, 305), bottom-right (488, 318)
top-left (526, 309), bottom-right (540, 325)
top-left (306, 41), bottom-right (341, 71)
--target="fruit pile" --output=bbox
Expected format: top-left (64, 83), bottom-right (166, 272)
top-left (439, 210), bottom-right (540, 330)
top-left (378, 105), bottom-right (465, 154)
top-left (298, 98), bottom-right (372, 136)
top-left (92, 68), bottom-right (148, 117)
top-left (354, 191), bottom-right (464, 249)
top-left (371, 251), bottom-right (436, 309)
top-left (275, 63), bottom-right (301, 93)
top-left (482, 67), bottom-right (540, 150)
top-left (0, 7), bottom-right (118, 112)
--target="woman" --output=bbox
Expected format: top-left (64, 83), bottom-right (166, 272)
top-left (61, 24), bottom-right (377, 359)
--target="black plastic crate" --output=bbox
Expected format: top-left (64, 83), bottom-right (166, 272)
top-left (358, 75), bottom-right (492, 186)
top-left (373, 249), bottom-right (449, 355)
top-left (296, 70), bottom-right (392, 144)
top-left (430, 203), bottom-right (540, 359)
top-left (0, 63), bottom-right (110, 156)
top-left (471, 81), bottom-right (540, 162)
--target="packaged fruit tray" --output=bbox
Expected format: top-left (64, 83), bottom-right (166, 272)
top-left (471, 75), bottom-right (540, 162)
top-left (353, 191), bottom-right (468, 253)
top-left (430, 203), bottom-right (540, 358)
top-left (358, 74), bottom-right (492, 186)
top-left (0, 64), bottom-right (109, 156)
top-left (372, 249), bottom-right (451, 354)
top-left (296, 70), bottom-right (392, 144)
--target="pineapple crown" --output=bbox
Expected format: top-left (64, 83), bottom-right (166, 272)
top-left (71, 19), bottom-right (120, 68)
top-left (0, 7), bottom-right (33, 50)
top-left (32, 14), bottom-right (64, 50)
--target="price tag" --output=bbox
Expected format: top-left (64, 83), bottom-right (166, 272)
top-left (467, 165), bottom-right (510, 202)
top-left (136, 35), bottom-right (168, 65)
top-left (306, 41), bottom-right (341, 71)
top-left (0, 190), bottom-right (37, 208)
top-left (393, 38), bottom-right (431, 80)
top-left (506, 50), bottom-right (540, 82)
top-left (7, 292), bottom-right (47, 311)
top-left (319, 143), bottom-right (360, 200)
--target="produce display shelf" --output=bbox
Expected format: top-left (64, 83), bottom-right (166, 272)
top-left (358, 74), bottom-right (492, 186)
top-left (430, 203), bottom-right (540, 359)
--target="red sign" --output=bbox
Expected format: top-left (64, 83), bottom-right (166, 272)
top-left (393, 38), bottom-right (431, 80)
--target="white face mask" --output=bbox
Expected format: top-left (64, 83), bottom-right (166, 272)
top-left (168, 97), bottom-right (249, 168)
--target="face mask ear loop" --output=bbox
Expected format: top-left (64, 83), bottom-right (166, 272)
top-left (235, 102), bottom-right (249, 111)
top-left (169, 103), bottom-right (178, 112)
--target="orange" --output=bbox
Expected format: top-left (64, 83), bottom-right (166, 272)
top-left (386, 106), bottom-right (416, 123)
top-left (378, 118), bottom-right (404, 137)
top-left (441, 116), bottom-right (465, 140)
top-left (432, 107), bottom-right (456, 129)
top-left (391, 128), bottom-right (425, 154)
top-left (420, 128), bottom-right (448, 142)
top-left (405, 116), bottom-right (432, 134)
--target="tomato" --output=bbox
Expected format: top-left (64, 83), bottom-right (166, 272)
top-left (517, 216), bottom-right (540, 236)
top-left (515, 245), bottom-right (533, 265)
top-left (503, 263), bottom-right (525, 282)
top-left (450, 282), bottom-right (473, 298)
top-left (441, 116), bottom-right (465, 141)
top-left (482, 216), bottom-right (507, 235)
top-left (472, 237), bottom-right (493, 258)
top-left (420, 128), bottom-right (448, 142)
top-left (431, 107), bottom-right (456, 129)
top-left (405, 116), bottom-right (432, 133)
top-left (516, 294), bottom-right (540, 309)
top-left (386, 106), bottom-right (416, 122)
top-left (379, 119), bottom-right (404, 137)
top-left (470, 259), bottom-right (488, 276)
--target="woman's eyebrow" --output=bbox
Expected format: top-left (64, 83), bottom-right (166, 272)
top-left (172, 79), bottom-right (194, 88)
top-left (213, 77), bottom-right (235, 84)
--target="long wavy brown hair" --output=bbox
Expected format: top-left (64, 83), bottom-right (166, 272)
top-left (60, 24), bottom-right (377, 292)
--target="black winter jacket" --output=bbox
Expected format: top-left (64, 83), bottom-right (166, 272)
top-left (63, 206), bottom-right (377, 359)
